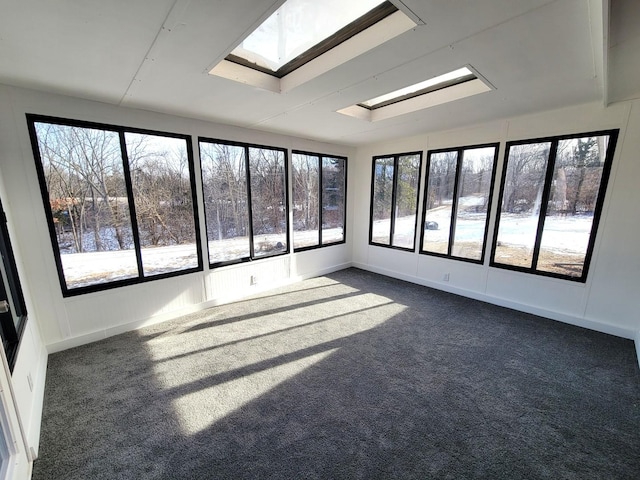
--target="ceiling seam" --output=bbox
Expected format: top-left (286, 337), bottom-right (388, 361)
top-left (118, 0), bottom-right (192, 106)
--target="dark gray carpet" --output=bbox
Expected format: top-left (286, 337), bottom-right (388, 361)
top-left (33, 268), bottom-right (640, 479)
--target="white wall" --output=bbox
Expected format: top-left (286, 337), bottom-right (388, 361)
top-left (352, 101), bottom-right (640, 340)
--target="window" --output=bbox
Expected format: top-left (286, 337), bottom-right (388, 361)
top-left (292, 151), bottom-right (346, 250)
top-left (28, 115), bottom-right (202, 296)
top-left (0, 200), bottom-right (27, 372)
top-left (199, 139), bottom-right (289, 266)
top-left (369, 152), bottom-right (422, 251)
top-left (491, 130), bottom-right (619, 281)
top-left (421, 143), bottom-right (498, 263)
top-left (226, 0), bottom-right (395, 77)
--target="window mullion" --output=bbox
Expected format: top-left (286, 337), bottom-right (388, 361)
top-left (186, 139), bottom-right (204, 271)
top-left (119, 131), bottom-right (145, 278)
top-left (368, 160), bottom-right (377, 245)
top-left (531, 141), bottom-right (558, 271)
top-left (448, 150), bottom-right (463, 256)
top-left (284, 150), bottom-right (291, 253)
top-left (245, 146), bottom-right (255, 259)
top-left (418, 155), bottom-right (430, 254)
top-left (318, 156), bottom-right (323, 246)
top-left (389, 156), bottom-right (400, 245)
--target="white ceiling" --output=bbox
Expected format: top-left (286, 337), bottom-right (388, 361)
top-left (1, 0), bottom-right (638, 146)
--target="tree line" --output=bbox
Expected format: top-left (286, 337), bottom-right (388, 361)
top-left (200, 143), bottom-right (287, 251)
top-left (372, 155), bottom-right (421, 222)
top-left (425, 149), bottom-right (494, 212)
top-left (36, 123), bottom-right (196, 254)
top-left (502, 137), bottom-right (606, 215)
top-left (292, 154), bottom-right (345, 233)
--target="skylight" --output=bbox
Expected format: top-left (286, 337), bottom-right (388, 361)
top-left (359, 67), bottom-right (477, 109)
top-left (209, 0), bottom-right (416, 93)
top-left (337, 66), bottom-right (494, 122)
top-left (226, 0), bottom-right (396, 78)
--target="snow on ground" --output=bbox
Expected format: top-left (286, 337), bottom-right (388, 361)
top-left (59, 209), bottom-right (592, 289)
top-left (371, 215), bottom-right (417, 247)
top-left (60, 228), bottom-right (344, 288)
top-left (61, 243), bottom-right (200, 288)
top-left (372, 208), bottom-right (594, 254)
top-left (292, 227), bottom-right (344, 249)
top-left (497, 214), bottom-right (593, 254)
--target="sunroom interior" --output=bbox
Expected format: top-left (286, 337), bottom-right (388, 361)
top-left (0, 0), bottom-right (639, 477)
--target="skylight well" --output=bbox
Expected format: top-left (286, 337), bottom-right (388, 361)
top-left (359, 67), bottom-right (477, 109)
top-left (228, 0), bottom-right (392, 77)
top-left (338, 66), bottom-right (494, 122)
top-left (210, 0), bottom-right (416, 93)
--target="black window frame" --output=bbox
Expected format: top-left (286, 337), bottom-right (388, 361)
top-left (369, 151), bottom-right (423, 252)
top-left (198, 137), bottom-right (290, 268)
top-left (490, 129), bottom-right (619, 282)
top-left (291, 150), bottom-right (347, 252)
top-left (27, 114), bottom-right (204, 297)
top-left (226, 1), bottom-right (398, 79)
top-left (419, 142), bottom-right (499, 265)
top-left (0, 200), bottom-right (28, 372)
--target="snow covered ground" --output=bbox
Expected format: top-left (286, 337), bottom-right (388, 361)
top-left (57, 206), bottom-right (593, 288)
top-left (497, 214), bottom-right (593, 254)
top-left (60, 228), bottom-right (344, 288)
top-left (292, 227), bottom-right (344, 249)
top-left (371, 207), bottom-right (594, 255)
top-left (371, 215), bottom-right (417, 248)
top-left (60, 243), bottom-right (200, 288)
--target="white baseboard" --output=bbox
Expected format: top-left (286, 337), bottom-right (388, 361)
top-left (46, 262), bottom-right (353, 354)
top-left (351, 262), bottom-right (636, 340)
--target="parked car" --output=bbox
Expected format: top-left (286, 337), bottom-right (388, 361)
top-left (425, 221), bottom-right (439, 230)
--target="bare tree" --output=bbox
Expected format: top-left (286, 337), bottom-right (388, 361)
top-left (200, 143), bottom-right (249, 242)
top-left (35, 123), bottom-right (131, 253)
top-left (427, 151), bottom-right (457, 210)
top-left (321, 157), bottom-right (345, 230)
top-left (292, 154), bottom-right (319, 231)
top-left (126, 133), bottom-right (196, 248)
top-left (249, 147), bottom-right (286, 238)
top-left (502, 143), bottom-right (549, 214)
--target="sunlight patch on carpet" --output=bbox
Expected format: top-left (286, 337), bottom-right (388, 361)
top-left (171, 348), bottom-right (340, 435)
